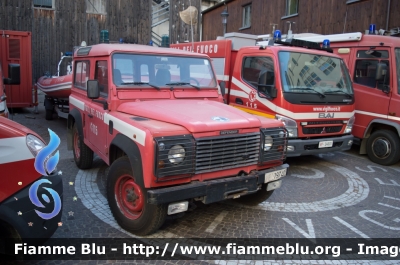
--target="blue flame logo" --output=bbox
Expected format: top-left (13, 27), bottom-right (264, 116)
top-left (29, 179), bottom-right (62, 220)
top-left (34, 129), bottom-right (60, 176)
top-left (29, 129), bottom-right (62, 220)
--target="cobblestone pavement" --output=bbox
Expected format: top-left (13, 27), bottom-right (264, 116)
top-left (6, 92), bottom-right (400, 265)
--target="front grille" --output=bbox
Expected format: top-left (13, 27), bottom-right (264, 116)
top-left (195, 132), bottom-right (260, 174)
top-left (306, 120), bottom-right (343, 125)
top-left (302, 126), bottom-right (343, 134)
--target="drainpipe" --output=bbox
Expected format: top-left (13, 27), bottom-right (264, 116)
top-left (386, 0), bottom-right (391, 30)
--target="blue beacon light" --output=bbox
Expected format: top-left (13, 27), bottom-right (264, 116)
top-left (274, 30), bottom-right (282, 41)
top-left (322, 39), bottom-right (330, 49)
top-left (369, 24), bottom-right (376, 34)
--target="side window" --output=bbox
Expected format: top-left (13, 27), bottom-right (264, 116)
top-left (95, 60), bottom-right (108, 97)
top-left (74, 61), bottom-right (90, 90)
top-left (354, 59), bottom-right (390, 90)
top-left (33, 0), bottom-right (55, 9)
top-left (86, 0), bottom-right (106, 14)
top-left (242, 57), bottom-right (274, 89)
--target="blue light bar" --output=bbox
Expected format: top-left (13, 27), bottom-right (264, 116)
top-left (274, 30), bottom-right (282, 41)
top-left (64, 52), bottom-right (73, 56)
top-left (322, 39), bottom-right (330, 48)
top-left (369, 24), bottom-right (376, 34)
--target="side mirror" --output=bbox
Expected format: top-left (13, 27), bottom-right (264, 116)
top-left (258, 70), bottom-right (277, 99)
top-left (219, 81), bottom-right (226, 98)
top-left (375, 63), bottom-right (387, 81)
top-left (3, 64), bottom-right (20, 85)
top-left (87, 80), bottom-right (100, 99)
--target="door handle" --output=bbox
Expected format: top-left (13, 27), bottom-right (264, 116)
top-left (388, 112), bottom-right (396, 116)
top-left (88, 113), bottom-right (93, 118)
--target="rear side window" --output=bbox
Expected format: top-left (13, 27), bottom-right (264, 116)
top-left (74, 61), bottom-right (90, 90)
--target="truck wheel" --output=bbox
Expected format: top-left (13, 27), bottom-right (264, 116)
top-left (107, 156), bottom-right (167, 236)
top-left (72, 124), bottom-right (93, 169)
top-left (237, 185), bottom-right (274, 205)
top-left (366, 130), bottom-right (400, 166)
top-left (45, 109), bottom-right (53, 120)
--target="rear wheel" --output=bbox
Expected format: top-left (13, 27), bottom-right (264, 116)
top-left (366, 129), bottom-right (400, 165)
top-left (72, 124), bottom-right (93, 169)
top-left (107, 156), bottom-right (167, 236)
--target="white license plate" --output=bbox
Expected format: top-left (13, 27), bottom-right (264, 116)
top-left (318, 140), bottom-right (333, 148)
top-left (264, 168), bottom-right (287, 183)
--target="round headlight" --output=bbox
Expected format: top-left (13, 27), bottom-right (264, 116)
top-left (264, 135), bottom-right (273, 151)
top-left (168, 145), bottom-right (185, 164)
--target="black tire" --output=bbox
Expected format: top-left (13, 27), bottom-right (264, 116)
top-left (107, 156), bottom-right (167, 236)
top-left (72, 123), bottom-right (93, 169)
top-left (366, 129), bottom-right (400, 166)
top-left (45, 109), bottom-right (53, 120)
top-left (236, 185), bottom-right (274, 205)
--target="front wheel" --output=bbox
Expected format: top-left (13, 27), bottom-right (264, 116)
top-left (72, 124), bottom-right (93, 169)
top-left (107, 156), bottom-right (167, 236)
top-left (366, 129), bottom-right (400, 166)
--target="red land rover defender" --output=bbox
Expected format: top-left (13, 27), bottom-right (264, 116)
top-left (68, 44), bottom-right (289, 235)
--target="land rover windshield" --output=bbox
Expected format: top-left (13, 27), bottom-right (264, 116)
top-left (112, 53), bottom-right (217, 89)
top-left (279, 52), bottom-right (353, 105)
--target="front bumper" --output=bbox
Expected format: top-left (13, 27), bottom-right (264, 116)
top-left (147, 164), bottom-right (289, 205)
top-left (286, 134), bottom-right (354, 157)
top-left (0, 173), bottom-right (63, 240)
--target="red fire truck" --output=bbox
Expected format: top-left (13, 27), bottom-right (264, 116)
top-left (294, 28), bottom-right (400, 165)
top-left (171, 33), bottom-right (356, 157)
top-left (0, 30), bottom-right (37, 110)
top-left (68, 43), bottom-right (288, 235)
top-left (0, 66), bottom-right (62, 246)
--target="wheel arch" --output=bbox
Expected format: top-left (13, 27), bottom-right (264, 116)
top-left (359, 119), bottom-right (400, 154)
top-left (109, 134), bottom-right (144, 187)
top-left (67, 108), bottom-right (83, 150)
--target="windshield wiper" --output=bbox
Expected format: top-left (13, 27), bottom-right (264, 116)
top-left (325, 90), bottom-right (353, 98)
top-left (121, 82), bottom-right (160, 91)
top-left (292, 87), bottom-right (325, 98)
top-left (165, 82), bottom-right (200, 90)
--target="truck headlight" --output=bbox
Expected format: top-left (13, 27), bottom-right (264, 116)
top-left (26, 134), bottom-right (45, 157)
top-left (264, 135), bottom-right (273, 151)
top-left (168, 145), bottom-right (185, 164)
top-left (276, 114), bottom-right (298, 138)
top-left (344, 115), bottom-right (355, 134)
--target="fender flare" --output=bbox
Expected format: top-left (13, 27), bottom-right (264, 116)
top-left (67, 108), bottom-right (83, 150)
top-left (109, 134), bottom-right (145, 187)
top-left (364, 119), bottom-right (400, 138)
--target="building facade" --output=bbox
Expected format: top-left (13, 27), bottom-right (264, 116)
top-left (0, 0), bottom-right (151, 82)
top-left (201, 0), bottom-right (400, 41)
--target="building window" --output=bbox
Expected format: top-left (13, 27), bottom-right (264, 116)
top-left (86, 0), bottom-right (106, 14)
top-left (284, 0), bottom-right (298, 17)
top-left (33, 0), bottom-right (54, 9)
top-left (346, 0), bottom-right (362, 4)
top-left (242, 4), bottom-right (251, 29)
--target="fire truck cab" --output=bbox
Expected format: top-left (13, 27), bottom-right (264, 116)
top-left (68, 43), bottom-right (288, 235)
top-left (295, 28), bottom-right (400, 165)
top-left (172, 33), bottom-right (355, 158)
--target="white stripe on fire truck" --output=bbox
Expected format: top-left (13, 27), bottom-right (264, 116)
top-left (231, 77), bottom-right (356, 120)
top-left (69, 96), bottom-right (146, 146)
top-left (69, 96), bottom-right (85, 111)
top-left (103, 113), bottom-right (146, 146)
top-left (0, 136), bottom-right (34, 164)
top-left (354, 110), bottom-right (400, 122)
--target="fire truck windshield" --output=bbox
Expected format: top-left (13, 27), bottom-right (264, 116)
top-left (112, 53), bottom-right (217, 88)
top-left (278, 51), bottom-right (353, 104)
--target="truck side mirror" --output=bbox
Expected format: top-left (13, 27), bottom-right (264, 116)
top-left (258, 70), bottom-right (277, 99)
top-left (87, 80), bottom-right (100, 99)
top-left (3, 64), bottom-right (20, 85)
top-left (375, 63), bottom-right (387, 81)
top-left (219, 81), bottom-right (226, 98)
